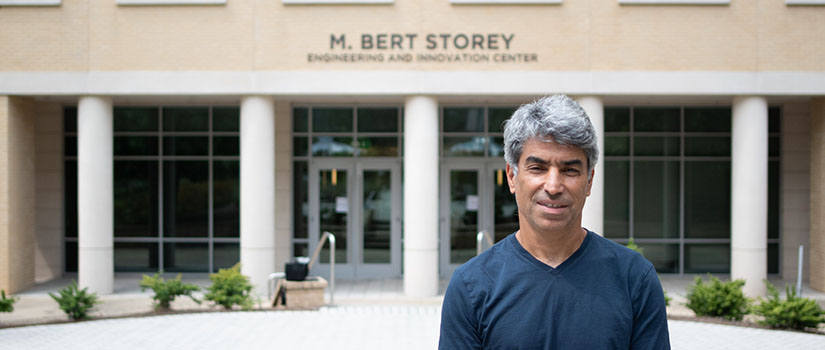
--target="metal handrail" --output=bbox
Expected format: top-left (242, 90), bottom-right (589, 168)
top-left (308, 231), bottom-right (336, 304)
top-left (476, 231), bottom-right (495, 256)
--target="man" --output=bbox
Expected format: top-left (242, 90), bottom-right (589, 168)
top-left (439, 95), bottom-right (670, 349)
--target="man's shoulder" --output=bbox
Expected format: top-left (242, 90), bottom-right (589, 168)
top-left (452, 234), bottom-right (520, 289)
top-left (584, 230), bottom-right (654, 274)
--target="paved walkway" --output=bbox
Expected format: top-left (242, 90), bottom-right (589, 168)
top-left (3, 306), bottom-right (825, 349)
top-left (2, 275), bottom-right (824, 349)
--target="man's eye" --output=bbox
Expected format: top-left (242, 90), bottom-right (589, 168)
top-left (564, 168), bottom-right (580, 175)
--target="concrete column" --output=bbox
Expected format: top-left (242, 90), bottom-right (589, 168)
top-left (577, 96), bottom-right (604, 236)
top-left (810, 98), bottom-right (825, 292)
top-left (731, 96), bottom-right (768, 297)
top-left (0, 96), bottom-right (36, 294)
top-left (77, 96), bottom-right (113, 294)
top-left (240, 96), bottom-right (276, 296)
top-left (403, 96), bottom-right (439, 297)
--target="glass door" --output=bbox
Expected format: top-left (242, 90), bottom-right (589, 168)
top-left (309, 160), bottom-right (401, 279)
top-left (440, 161), bottom-right (518, 276)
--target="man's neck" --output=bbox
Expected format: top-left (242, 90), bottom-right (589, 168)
top-left (515, 226), bottom-right (587, 268)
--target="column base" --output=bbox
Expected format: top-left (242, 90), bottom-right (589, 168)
top-left (404, 248), bottom-right (438, 298)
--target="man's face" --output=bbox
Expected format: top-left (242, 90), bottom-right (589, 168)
top-left (506, 138), bottom-right (593, 236)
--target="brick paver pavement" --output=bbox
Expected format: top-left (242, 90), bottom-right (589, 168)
top-left (2, 305), bottom-right (824, 349)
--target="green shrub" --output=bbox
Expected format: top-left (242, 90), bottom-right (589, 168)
top-left (753, 281), bottom-right (825, 330)
top-left (49, 281), bottom-right (99, 320)
top-left (140, 273), bottom-right (201, 310)
top-left (686, 276), bottom-right (749, 321)
top-left (205, 263), bottom-right (254, 310)
top-left (625, 238), bottom-right (644, 255)
top-left (0, 290), bottom-right (17, 313)
top-left (664, 290), bottom-right (671, 307)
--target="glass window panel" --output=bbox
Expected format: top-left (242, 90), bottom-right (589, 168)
top-left (443, 107), bottom-right (484, 132)
top-left (313, 108), bottom-right (353, 132)
top-left (114, 243), bottom-right (158, 272)
top-left (163, 107), bottom-right (209, 132)
top-left (213, 160), bottom-right (239, 238)
top-left (65, 241), bottom-right (78, 272)
top-left (213, 136), bottom-right (239, 156)
top-left (450, 170), bottom-right (478, 264)
top-left (357, 108), bottom-right (398, 132)
top-left (768, 243), bottom-right (779, 274)
top-left (769, 137), bottom-right (780, 158)
top-left (684, 137), bottom-right (730, 157)
top-left (605, 107), bottom-right (630, 132)
top-left (357, 137), bottom-right (398, 157)
top-left (768, 161), bottom-right (779, 240)
top-left (214, 243), bottom-right (240, 271)
top-left (163, 243), bottom-right (209, 272)
top-left (293, 162), bottom-right (308, 239)
top-left (605, 136), bottom-right (629, 156)
top-left (634, 107), bottom-right (680, 132)
top-left (489, 137), bottom-right (505, 157)
top-left (636, 243), bottom-right (679, 273)
top-left (64, 161), bottom-right (78, 238)
top-left (114, 136), bottom-right (158, 156)
top-left (363, 170), bottom-right (392, 264)
top-left (684, 107), bottom-right (731, 132)
top-left (768, 107), bottom-right (781, 133)
top-left (312, 136), bottom-right (354, 157)
top-left (294, 243), bottom-right (309, 258)
top-left (64, 107), bottom-right (77, 133)
top-left (293, 137), bottom-right (308, 157)
top-left (319, 169), bottom-right (347, 264)
top-left (64, 136), bottom-right (77, 157)
top-left (114, 107), bottom-right (159, 132)
top-left (293, 107), bottom-right (309, 132)
top-left (163, 136), bottom-right (209, 156)
top-left (213, 107), bottom-right (239, 132)
top-left (114, 161), bottom-right (159, 237)
top-left (633, 161), bottom-right (679, 238)
top-left (684, 161), bottom-right (730, 239)
top-left (634, 137), bottom-right (679, 157)
top-left (489, 107), bottom-right (517, 133)
top-left (164, 161), bottom-right (208, 237)
top-left (493, 168), bottom-right (518, 242)
top-left (604, 161), bottom-right (629, 238)
top-left (443, 136), bottom-right (486, 157)
top-left (685, 244), bottom-right (730, 273)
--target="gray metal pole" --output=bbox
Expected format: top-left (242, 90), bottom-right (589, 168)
top-left (796, 245), bottom-right (804, 296)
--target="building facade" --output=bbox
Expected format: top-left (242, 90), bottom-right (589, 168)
top-left (1, 0), bottom-right (824, 298)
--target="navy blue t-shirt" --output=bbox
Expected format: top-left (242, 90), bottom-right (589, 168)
top-left (439, 231), bottom-right (670, 349)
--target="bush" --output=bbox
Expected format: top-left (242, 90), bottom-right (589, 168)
top-left (49, 281), bottom-right (99, 320)
top-left (753, 281), bottom-right (825, 330)
top-left (625, 238), bottom-right (644, 255)
top-left (0, 290), bottom-right (17, 313)
top-left (205, 263), bottom-right (254, 310)
top-left (686, 276), bottom-right (749, 321)
top-left (664, 290), bottom-right (671, 307)
top-left (140, 274), bottom-right (201, 310)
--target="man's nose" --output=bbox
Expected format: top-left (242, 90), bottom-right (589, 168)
top-left (543, 168), bottom-right (564, 195)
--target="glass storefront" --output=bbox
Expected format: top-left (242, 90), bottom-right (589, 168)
top-left (64, 106), bottom-right (240, 273)
top-left (604, 106), bottom-right (781, 274)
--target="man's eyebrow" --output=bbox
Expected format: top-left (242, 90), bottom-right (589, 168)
top-left (524, 156), bottom-right (548, 165)
top-left (562, 159), bottom-right (584, 167)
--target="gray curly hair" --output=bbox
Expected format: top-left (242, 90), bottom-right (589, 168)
top-left (503, 95), bottom-right (598, 176)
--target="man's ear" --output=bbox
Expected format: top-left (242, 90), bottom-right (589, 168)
top-left (506, 163), bottom-right (517, 194)
top-left (586, 168), bottom-right (594, 196)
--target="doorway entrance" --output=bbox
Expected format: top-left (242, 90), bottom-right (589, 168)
top-left (439, 160), bottom-right (518, 276)
top-left (308, 159), bottom-right (402, 279)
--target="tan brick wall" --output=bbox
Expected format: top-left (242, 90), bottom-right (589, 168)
top-left (810, 98), bottom-right (825, 292)
top-left (781, 102), bottom-right (810, 281)
top-left (274, 101), bottom-right (293, 272)
top-left (0, 96), bottom-right (37, 294)
top-left (34, 102), bottom-right (64, 283)
top-left (0, 0), bottom-right (823, 72)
